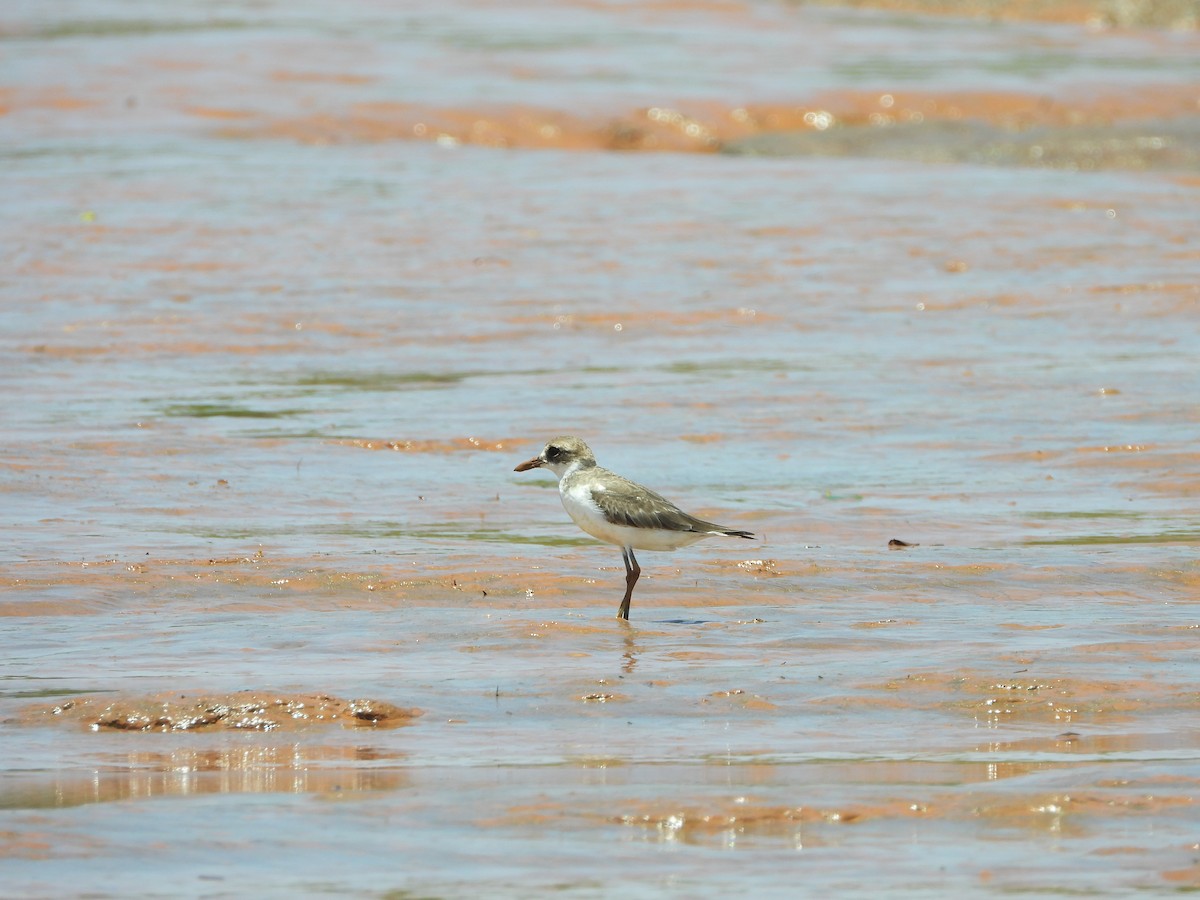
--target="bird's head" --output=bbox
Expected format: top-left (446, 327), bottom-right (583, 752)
top-left (513, 435), bottom-right (597, 479)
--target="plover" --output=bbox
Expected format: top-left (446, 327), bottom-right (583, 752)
top-left (514, 435), bottom-right (754, 620)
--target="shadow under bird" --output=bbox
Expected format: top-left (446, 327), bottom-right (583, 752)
top-left (514, 435), bottom-right (755, 620)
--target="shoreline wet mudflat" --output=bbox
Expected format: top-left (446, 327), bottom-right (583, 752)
top-left (2, 0), bottom-right (1198, 896)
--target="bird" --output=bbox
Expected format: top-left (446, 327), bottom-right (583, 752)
top-left (513, 435), bottom-right (754, 620)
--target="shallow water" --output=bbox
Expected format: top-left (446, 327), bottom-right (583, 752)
top-left (2, 0), bottom-right (1199, 897)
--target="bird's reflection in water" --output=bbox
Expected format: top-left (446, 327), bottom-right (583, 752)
top-left (621, 626), bottom-right (640, 675)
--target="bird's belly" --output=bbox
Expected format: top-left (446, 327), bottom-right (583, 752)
top-left (560, 487), bottom-right (707, 552)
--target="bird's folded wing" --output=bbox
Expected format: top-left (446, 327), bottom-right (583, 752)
top-left (590, 481), bottom-right (722, 533)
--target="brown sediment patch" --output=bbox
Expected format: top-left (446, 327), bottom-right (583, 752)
top-left (967, 790), bottom-right (1197, 835)
top-left (18, 305), bottom-right (396, 356)
top-left (1162, 864), bottom-right (1200, 886)
top-left (27, 691), bottom-right (421, 732)
top-left (217, 84), bottom-right (1200, 157)
top-left (499, 618), bottom-right (621, 641)
top-left (617, 801), bottom-right (823, 837)
top-left (680, 433), bottom-right (727, 444)
top-left (0, 555), bottom-right (618, 616)
top-left (488, 781), bottom-right (1198, 846)
top-left (698, 557), bottom-right (786, 576)
top-left (25, 339), bottom-right (315, 357)
top-left (1076, 443), bottom-right (1157, 455)
top-left (984, 446), bottom-right (1200, 493)
top-left (732, 558), bottom-right (781, 577)
top-left (269, 69), bottom-right (374, 85)
top-left (981, 448), bottom-right (1069, 465)
top-left (0, 828), bottom-right (105, 860)
top-left (507, 306), bottom-right (770, 332)
top-left (801, 0), bottom-right (1199, 29)
top-left (445, 568), bottom-right (583, 603)
top-left (919, 563), bottom-right (1010, 576)
top-left (608, 797), bottom-right (925, 840)
top-left (1089, 281), bottom-right (1200, 297)
top-left (1063, 639), bottom-right (1200, 662)
top-left (811, 84), bottom-right (1200, 130)
top-left (910, 292), bottom-right (1043, 313)
top-left (1061, 448), bottom-right (1200, 500)
top-left (125, 260), bottom-right (236, 273)
top-left (479, 797), bottom-right (855, 837)
top-left (980, 731), bottom-right (1198, 755)
top-left (852, 618), bottom-right (919, 628)
top-left (185, 106), bottom-right (254, 120)
top-left (1075, 446), bottom-right (1200, 472)
top-left (221, 101), bottom-right (720, 153)
top-left (0, 745), bottom-right (411, 810)
top-left (822, 671), bottom-right (1184, 726)
top-left (7, 87), bottom-right (92, 112)
top-left (21, 343), bottom-right (118, 358)
top-left (702, 689), bottom-right (779, 711)
top-left (332, 436), bottom-right (515, 452)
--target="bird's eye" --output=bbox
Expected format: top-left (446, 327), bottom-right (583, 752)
top-left (544, 445), bottom-right (562, 461)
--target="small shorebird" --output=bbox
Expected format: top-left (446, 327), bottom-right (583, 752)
top-left (514, 436), bottom-right (754, 620)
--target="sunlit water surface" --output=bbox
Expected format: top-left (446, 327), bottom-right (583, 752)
top-left (1, 1), bottom-right (1198, 896)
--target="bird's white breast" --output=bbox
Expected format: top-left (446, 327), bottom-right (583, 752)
top-left (559, 479), bottom-right (707, 552)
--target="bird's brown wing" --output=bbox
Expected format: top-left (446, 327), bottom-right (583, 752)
top-left (589, 473), bottom-right (745, 535)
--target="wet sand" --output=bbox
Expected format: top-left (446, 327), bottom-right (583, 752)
top-left (2, 0), bottom-right (1198, 896)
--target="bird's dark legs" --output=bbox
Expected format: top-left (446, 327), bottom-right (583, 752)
top-left (617, 546), bottom-right (640, 621)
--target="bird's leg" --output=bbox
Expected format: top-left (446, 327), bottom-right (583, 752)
top-left (617, 546), bottom-right (640, 620)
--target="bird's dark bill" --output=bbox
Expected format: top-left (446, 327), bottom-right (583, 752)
top-left (514, 457), bottom-right (543, 472)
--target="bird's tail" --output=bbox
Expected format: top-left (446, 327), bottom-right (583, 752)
top-left (723, 529), bottom-right (755, 540)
